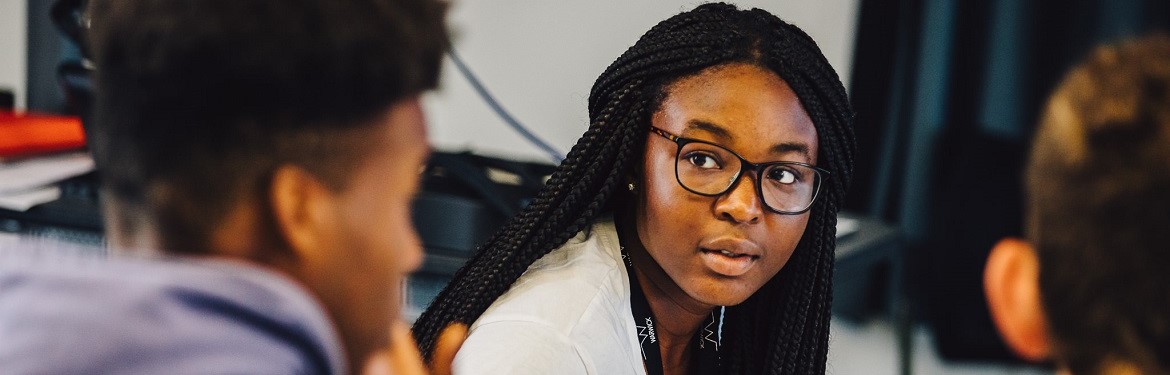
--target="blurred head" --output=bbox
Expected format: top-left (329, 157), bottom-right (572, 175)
top-left (984, 35), bottom-right (1170, 374)
top-left (414, 3), bottom-right (855, 373)
top-left (87, 0), bottom-right (447, 369)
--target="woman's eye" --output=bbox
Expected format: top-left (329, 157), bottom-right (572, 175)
top-left (768, 169), bottom-right (798, 184)
top-left (687, 154), bottom-right (721, 169)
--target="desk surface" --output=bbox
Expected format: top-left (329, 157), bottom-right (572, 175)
top-left (837, 213), bottom-right (900, 261)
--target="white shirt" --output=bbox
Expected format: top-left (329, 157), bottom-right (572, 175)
top-left (452, 218), bottom-right (646, 374)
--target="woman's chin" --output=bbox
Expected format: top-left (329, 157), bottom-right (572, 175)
top-left (684, 280), bottom-right (759, 307)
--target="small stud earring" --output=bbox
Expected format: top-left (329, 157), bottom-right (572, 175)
top-left (627, 182), bottom-right (636, 192)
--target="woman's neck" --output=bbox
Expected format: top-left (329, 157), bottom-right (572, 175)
top-left (631, 258), bottom-right (711, 373)
top-left (617, 214), bottom-right (715, 374)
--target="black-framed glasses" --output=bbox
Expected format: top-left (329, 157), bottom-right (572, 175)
top-left (649, 126), bottom-right (829, 215)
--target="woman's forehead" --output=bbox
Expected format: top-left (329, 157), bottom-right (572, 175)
top-left (655, 64), bottom-right (819, 163)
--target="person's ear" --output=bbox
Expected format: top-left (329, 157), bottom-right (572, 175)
top-left (984, 237), bottom-right (1052, 362)
top-left (269, 164), bottom-right (338, 263)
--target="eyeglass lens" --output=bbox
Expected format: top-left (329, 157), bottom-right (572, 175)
top-left (676, 141), bottom-right (819, 213)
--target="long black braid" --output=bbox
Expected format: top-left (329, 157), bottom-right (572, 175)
top-left (413, 4), bottom-right (855, 373)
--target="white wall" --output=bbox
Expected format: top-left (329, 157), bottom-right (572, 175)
top-left (0, 0), bottom-right (28, 109)
top-left (424, 0), bottom-right (860, 161)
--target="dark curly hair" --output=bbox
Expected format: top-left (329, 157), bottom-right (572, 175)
top-left (414, 3), bottom-right (855, 373)
top-left (1028, 34), bottom-right (1170, 375)
top-left (87, 0), bottom-right (448, 254)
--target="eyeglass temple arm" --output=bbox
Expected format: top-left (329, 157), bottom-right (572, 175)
top-left (649, 126), bottom-right (682, 143)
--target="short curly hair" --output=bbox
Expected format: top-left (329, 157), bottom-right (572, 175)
top-left (87, 0), bottom-right (448, 254)
top-left (1027, 34), bottom-right (1170, 375)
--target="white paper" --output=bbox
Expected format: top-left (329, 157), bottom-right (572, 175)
top-left (0, 185), bottom-right (62, 211)
top-left (836, 217), bottom-right (860, 238)
top-left (0, 153), bottom-right (95, 195)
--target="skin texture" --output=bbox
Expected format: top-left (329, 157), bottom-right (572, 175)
top-left (984, 238), bottom-right (1052, 363)
top-left (270, 98), bottom-right (467, 374)
top-left (365, 321), bottom-right (467, 375)
top-left (295, 98), bottom-right (430, 368)
top-left (622, 63), bottom-right (819, 373)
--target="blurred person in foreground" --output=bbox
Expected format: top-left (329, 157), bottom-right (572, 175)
top-left (0, 0), bottom-right (464, 373)
top-left (984, 35), bottom-right (1170, 375)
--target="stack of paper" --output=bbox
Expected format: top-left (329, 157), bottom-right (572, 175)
top-left (0, 153), bottom-right (95, 211)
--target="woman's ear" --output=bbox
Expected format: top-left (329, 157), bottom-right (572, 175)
top-left (626, 174), bottom-right (638, 194)
top-left (984, 237), bottom-right (1053, 362)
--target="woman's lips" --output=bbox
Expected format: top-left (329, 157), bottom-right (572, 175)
top-left (698, 237), bottom-right (762, 277)
top-left (699, 248), bottom-right (759, 276)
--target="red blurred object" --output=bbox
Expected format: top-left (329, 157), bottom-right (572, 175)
top-left (0, 111), bottom-right (87, 159)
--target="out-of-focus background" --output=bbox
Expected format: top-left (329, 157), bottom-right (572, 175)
top-left (2, 0), bottom-right (1168, 374)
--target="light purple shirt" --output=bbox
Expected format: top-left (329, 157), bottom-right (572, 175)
top-left (0, 239), bottom-right (347, 374)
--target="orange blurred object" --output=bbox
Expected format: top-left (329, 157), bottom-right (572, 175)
top-left (0, 111), bottom-right (87, 159)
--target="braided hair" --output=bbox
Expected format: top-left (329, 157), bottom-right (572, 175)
top-left (413, 3), bottom-right (855, 373)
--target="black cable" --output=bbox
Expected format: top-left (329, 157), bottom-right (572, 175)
top-left (448, 48), bottom-right (566, 162)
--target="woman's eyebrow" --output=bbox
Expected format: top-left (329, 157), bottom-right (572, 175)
top-left (684, 119), bottom-right (732, 140)
top-left (687, 119), bottom-right (813, 161)
top-left (772, 142), bottom-right (811, 160)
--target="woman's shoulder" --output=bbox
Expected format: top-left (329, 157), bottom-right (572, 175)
top-left (470, 216), bottom-right (630, 333)
top-left (526, 216), bottom-right (624, 274)
top-left (458, 218), bottom-right (643, 374)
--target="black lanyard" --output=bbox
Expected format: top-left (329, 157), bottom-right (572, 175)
top-left (621, 247), bottom-right (722, 375)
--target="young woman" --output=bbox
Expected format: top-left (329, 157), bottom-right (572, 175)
top-left (413, 3), bottom-right (855, 374)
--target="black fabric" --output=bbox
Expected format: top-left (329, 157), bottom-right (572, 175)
top-left (620, 246), bottom-right (721, 375)
top-left (916, 127), bottom-right (1026, 361)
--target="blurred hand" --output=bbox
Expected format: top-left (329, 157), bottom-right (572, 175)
top-left (363, 321), bottom-right (467, 375)
top-left (429, 322), bottom-right (468, 375)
